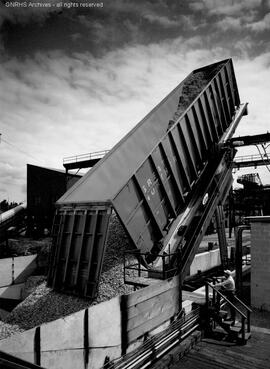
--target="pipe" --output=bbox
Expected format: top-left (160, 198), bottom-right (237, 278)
top-left (0, 203), bottom-right (26, 225)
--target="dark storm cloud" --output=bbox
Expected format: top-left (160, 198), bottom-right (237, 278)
top-left (0, 0), bottom-right (198, 57)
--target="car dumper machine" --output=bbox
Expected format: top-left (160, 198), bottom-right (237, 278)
top-left (48, 59), bottom-right (248, 298)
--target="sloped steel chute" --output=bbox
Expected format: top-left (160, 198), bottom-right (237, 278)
top-left (48, 58), bottom-right (248, 298)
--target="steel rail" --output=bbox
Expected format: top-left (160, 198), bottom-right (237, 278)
top-left (103, 308), bottom-right (201, 369)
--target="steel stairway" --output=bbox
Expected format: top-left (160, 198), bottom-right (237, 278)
top-left (205, 282), bottom-right (252, 345)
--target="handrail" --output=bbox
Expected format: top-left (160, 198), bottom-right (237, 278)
top-left (234, 152), bottom-right (270, 163)
top-left (63, 150), bottom-right (110, 164)
top-left (124, 249), bottom-right (180, 282)
top-left (234, 295), bottom-right (252, 313)
top-left (206, 282), bottom-right (247, 319)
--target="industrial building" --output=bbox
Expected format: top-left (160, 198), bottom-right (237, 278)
top-left (26, 164), bottom-right (81, 237)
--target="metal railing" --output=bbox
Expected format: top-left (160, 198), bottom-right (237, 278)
top-left (234, 152), bottom-right (270, 163)
top-left (124, 250), bottom-right (180, 285)
top-left (205, 282), bottom-right (252, 343)
top-left (63, 150), bottom-right (110, 164)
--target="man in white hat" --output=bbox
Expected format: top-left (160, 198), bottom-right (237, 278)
top-left (212, 269), bottom-right (236, 324)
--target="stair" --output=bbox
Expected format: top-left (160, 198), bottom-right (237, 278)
top-left (205, 283), bottom-right (252, 345)
top-left (208, 305), bottom-right (251, 345)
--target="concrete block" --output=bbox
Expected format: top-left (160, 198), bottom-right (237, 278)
top-left (41, 350), bottom-right (84, 369)
top-left (14, 255), bottom-right (37, 284)
top-left (0, 283), bottom-right (24, 299)
top-left (41, 309), bottom-right (85, 351)
top-left (0, 255), bottom-right (38, 287)
top-left (88, 347), bottom-right (122, 369)
top-left (88, 296), bottom-right (121, 347)
top-left (43, 348), bottom-right (122, 369)
top-left (0, 258), bottom-right (13, 286)
top-left (0, 327), bottom-right (36, 363)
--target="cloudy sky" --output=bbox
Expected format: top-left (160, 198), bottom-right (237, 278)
top-left (0, 0), bottom-right (270, 202)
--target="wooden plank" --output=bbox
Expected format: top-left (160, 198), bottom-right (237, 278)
top-left (127, 286), bottom-right (179, 320)
top-left (127, 288), bottom-right (179, 331)
top-left (125, 274), bottom-right (180, 308)
top-left (127, 304), bottom-right (177, 343)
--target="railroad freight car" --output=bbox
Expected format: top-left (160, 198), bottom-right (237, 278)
top-left (48, 59), bottom-right (248, 298)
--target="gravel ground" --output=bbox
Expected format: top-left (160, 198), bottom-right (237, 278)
top-left (0, 213), bottom-right (135, 340)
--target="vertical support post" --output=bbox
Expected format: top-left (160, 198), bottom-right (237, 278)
top-left (235, 225), bottom-right (250, 298)
top-left (235, 226), bottom-right (242, 297)
top-left (120, 295), bottom-right (128, 356)
top-left (177, 249), bottom-right (182, 313)
top-left (212, 285), bottom-right (216, 308)
top-left (228, 187), bottom-right (234, 239)
top-left (215, 205), bottom-right (228, 268)
top-left (247, 310), bottom-right (251, 333)
top-left (65, 168), bottom-right (69, 191)
top-left (11, 257), bottom-right (14, 285)
top-left (123, 252), bottom-right (126, 284)
top-left (5, 231), bottom-right (9, 250)
top-left (162, 253), bottom-right (166, 279)
top-left (84, 309), bottom-right (89, 369)
top-left (241, 316), bottom-right (246, 343)
top-left (205, 283), bottom-right (210, 333)
top-left (34, 326), bottom-right (41, 366)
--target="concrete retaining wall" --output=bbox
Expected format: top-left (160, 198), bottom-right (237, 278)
top-left (189, 246), bottom-right (232, 275)
top-left (250, 216), bottom-right (270, 311)
top-left (0, 274), bottom-right (187, 369)
top-left (0, 246), bottom-right (234, 368)
top-left (0, 255), bottom-right (38, 289)
top-left (0, 255), bottom-right (39, 311)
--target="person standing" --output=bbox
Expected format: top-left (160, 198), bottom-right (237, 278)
top-left (212, 270), bottom-right (236, 324)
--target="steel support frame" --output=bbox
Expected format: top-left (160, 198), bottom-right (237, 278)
top-left (215, 205), bottom-right (228, 269)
